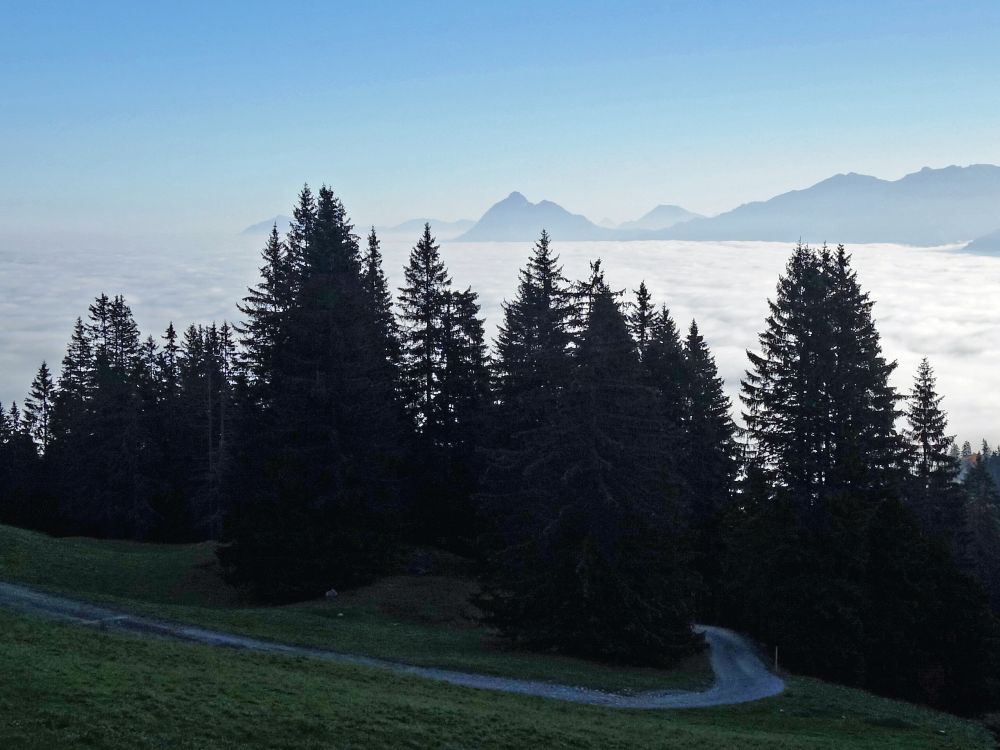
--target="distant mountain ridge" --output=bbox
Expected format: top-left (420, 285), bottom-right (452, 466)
top-left (242, 215), bottom-right (293, 235)
top-left (661, 165), bottom-right (1000, 246)
top-left (456, 192), bottom-right (616, 241)
top-left (385, 218), bottom-right (475, 237)
top-left (617, 204), bottom-right (702, 231)
top-left (245, 165), bottom-right (1000, 246)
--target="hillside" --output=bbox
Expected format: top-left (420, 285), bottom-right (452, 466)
top-left (662, 165), bottom-right (1000, 245)
top-left (0, 524), bottom-right (993, 749)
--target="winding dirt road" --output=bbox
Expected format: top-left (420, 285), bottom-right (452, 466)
top-left (0, 580), bottom-right (784, 709)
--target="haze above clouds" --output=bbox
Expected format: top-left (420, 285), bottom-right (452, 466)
top-left (2, 236), bottom-right (996, 444)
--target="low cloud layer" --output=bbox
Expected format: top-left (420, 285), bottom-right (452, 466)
top-left (2, 236), bottom-right (997, 444)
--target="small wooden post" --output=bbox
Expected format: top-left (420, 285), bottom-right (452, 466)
top-left (774, 646), bottom-right (779, 672)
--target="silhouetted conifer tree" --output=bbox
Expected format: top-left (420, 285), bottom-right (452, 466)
top-left (902, 358), bottom-right (964, 544)
top-left (23, 361), bottom-right (55, 454)
top-left (220, 185), bottom-right (402, 601)
top-left (362, 227), bottom-right (401, 369)
top-left (481, 265), bottom-right (699, 665)
top-left (236, 225), bottom-right (291, 407)
top-left (399, 223), bottom-right (451, 435)
top-left (728, 243), bottom-right (994, 710)
top-left (627, 280), bottom-right (655, 358)
top-left (493, 230), bottom-right (575, 436)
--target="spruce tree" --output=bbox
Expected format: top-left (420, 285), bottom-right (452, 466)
top-left (683, 320), bottom-right (737, 522)
top-left (642, 305), bottom-right (687, 427)
top-left (627, 280), bottom-right (655, 358)
top-left (236, 225), bottom-right (291, 406)
top-left (0, 400), bottom-right (41, 527)
top-left (493, 230), bottom-right (575, 436)
top-left (55, 293), bottom-right (155, 538)
top-left (50, 317), bottom-right (93, 442)
top-left (398, 222), bottom-right (451, 435)
top-left (361, 227), bottom-right (400, 368)
top-left (962, 453), bottom-right (1000, 612)
top-left (729, 243), bottom-right (993, 708)
top-left (741, 245), bottom-right (900, 509)
top-left (220, 185), bottom-right (401, 601)
top-left (481, 269), bottom-right (698, 665)
top-left (23, 361), bottom-right (55, 454)
top-left (902, 358), bottom-right (964, 542)
top-left (680, 320), bottom-right (738, 618)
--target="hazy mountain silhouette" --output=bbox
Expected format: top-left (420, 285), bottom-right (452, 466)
top-left (456, 192), bottom-right (617, 241)
top-left (963, 227), bottom-right (1000, 254)
top-left (618, 204), bottom-right (702, 231)
top-left (661, 165), bottom-right (1000, 246)
top-left (242, 215), bottom-right (293, 235)
top-left (387, 218), bottom-right (475, 236)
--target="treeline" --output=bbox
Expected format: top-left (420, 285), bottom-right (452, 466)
top-left (2, 186), bottom-right (1000, 714)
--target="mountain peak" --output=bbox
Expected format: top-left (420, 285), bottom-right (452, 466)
top-left (457, 192), bottom-right (609, 241)
top-left (617, 204), bottom-right (702, 231)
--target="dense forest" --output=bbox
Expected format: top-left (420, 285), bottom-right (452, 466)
top-left (3, 185), bottom-right (1000, 714)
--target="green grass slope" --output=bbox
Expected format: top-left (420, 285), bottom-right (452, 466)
top-left (0, 523), bottom-right (709, 692)
top-left (0, 523), bottom-right (994, 749)
top-left (0, 611), bottom-right (991, 750)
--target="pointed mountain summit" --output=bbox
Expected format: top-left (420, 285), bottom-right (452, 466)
top-left (661, 164), bottom-right (1000, 245)
top-left (456, 192), bottom-right (614, 241)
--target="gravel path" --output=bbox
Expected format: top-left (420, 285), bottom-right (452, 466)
top-left (0, 580), bottom-right (784, 709)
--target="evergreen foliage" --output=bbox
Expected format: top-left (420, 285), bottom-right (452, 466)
top-left (901, 358), bottom-right (965, 544)
top-left (23, 362), bottom-right (54, 454)
top-left (4, 190), bottom-right (999, 714)
top-left (480, 264), bottom-right (699, 665)
top-left (961, 449), bottom-right (1000, 612)
top-left (627, 280), bottom-right (655, 358)
top-left (398, 223), bottom-right (452, 435)
top-left (220, 185), bottom-right (402, 601)
top-left (729, 243), bottom-right (995, 711)
top-left (493, 230), bottom-right (575, 438)
top-left (362, 227), bottom-right (401, 369)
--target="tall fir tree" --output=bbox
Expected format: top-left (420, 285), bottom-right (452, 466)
top-left (23, 361), bottom-right (55, 454)
top-left (641, 305), bottom-right (688, 427)
top-left (398, 222), bottom-right (451, 435)
top-left (683, 320), bottom-right (737, 523)
top-left (480, 267), bottom-right (699, 665)
top-left (681, 320), bottom-right (738, 618)
top-left (727, 243), bottom-right (994, 709)
top-left (494, 231), bottom-right (576, 434)
top-left (0, 400), bottom-right (42, 527)
top-left (961, 448), bottom-right (1000, 612)
top-left (493, 230), bottom-right (575, 437)
top-left (50, 317), bottom-right (93, 442)
top-left (627, 280), bottom-right (655, 359)
top-left (902, 358), bottom-right (965, 543)
top-left (220, 185), bottom-right (402, 601)
top-left (236, 225), bottom-right (292, 407)
top-left (361, 227), bottom-right (401, 369)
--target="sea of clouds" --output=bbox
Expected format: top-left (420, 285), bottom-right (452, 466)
top-left (2, 235), bottom-right (997, 443)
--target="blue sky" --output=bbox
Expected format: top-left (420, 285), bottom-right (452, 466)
top-left (3, 1), bottom-right (1000, 233)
